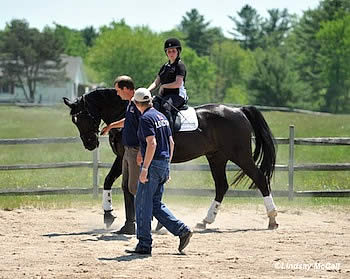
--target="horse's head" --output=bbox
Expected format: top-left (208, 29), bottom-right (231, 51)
top-left (63, 96), bottom-right (100, 151)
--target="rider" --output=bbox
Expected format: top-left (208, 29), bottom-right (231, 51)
top-left (148, 38), bottom-right (188, 133)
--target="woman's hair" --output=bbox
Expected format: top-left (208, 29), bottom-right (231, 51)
top-left (114, 75), bottom-right (135, 90)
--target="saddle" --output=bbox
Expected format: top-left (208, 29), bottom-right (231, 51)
top-left (172, 105), bottom-right (199, 132)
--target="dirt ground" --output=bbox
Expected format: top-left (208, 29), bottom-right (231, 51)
top-left (0, 202), bottom-right (349, 279)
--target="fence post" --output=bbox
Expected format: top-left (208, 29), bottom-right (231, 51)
top-left (288, 125), bottom-right (295, 200)
top-left (92, 147), bottom-right (100, 199)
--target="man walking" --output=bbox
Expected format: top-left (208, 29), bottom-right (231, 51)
top-left (128, 88), bottom-right (192, 255)
top-left (101, 75), bottom-right (140, 234)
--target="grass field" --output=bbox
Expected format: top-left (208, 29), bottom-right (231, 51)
top-left (0, 104), bottom-right (349, 208)
top-left (1, 194), bottom-right (350, 210)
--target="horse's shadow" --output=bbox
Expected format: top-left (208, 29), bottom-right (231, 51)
top-left (42, 229), bottom-right (132, 242)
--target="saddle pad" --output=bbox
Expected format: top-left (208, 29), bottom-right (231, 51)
top-left (178, 107), bottom-right (199, 132)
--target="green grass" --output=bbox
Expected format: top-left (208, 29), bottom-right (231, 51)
top-left (0, 105), bottom-right (349, 208)
top-left (1, 193), bottom-right (349, 210)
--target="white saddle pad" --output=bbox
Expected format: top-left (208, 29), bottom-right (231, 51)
top-left (178, 107), bottom-right (199, 132)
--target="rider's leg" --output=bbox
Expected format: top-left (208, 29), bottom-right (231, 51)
top-left (152, 96), bottom-right (162, 111)
top-left (161, 95), bottom-right (185, 133)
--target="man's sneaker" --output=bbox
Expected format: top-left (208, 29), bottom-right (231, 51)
top-left (178, 230), bottom-right (193, 252)
top-left (114, 222), bottom-right (135, 235)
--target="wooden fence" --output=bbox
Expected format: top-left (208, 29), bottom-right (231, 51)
top-left (1, 125), bottom-right (349, 199)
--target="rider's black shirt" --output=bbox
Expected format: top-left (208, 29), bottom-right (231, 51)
top-left (158, 57), bottom-right (187, 98)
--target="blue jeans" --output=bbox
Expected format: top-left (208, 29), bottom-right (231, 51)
top-left (135, 159), bottom-right (189, 250)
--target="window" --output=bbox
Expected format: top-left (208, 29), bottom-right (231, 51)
top-left (0, 80), bottom-right (15, 94)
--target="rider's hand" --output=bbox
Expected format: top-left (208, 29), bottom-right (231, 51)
top-left (159, 85), bottom-right (164, 96)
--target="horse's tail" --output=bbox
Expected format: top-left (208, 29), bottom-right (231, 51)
top-left (236, 106), bottom-right (277, 188)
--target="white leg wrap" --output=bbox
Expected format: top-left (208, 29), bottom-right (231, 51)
top-left (203, 200), bottom-right (221, 224)
top-left (263, 194), bottom-right (277, 216)
top-left (102, 190), bottom-right (113, 211)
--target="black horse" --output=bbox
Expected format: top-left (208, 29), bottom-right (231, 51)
top-left (63, 88), bottom-right (279, 230)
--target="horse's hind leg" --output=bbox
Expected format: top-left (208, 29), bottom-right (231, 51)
top-left (234, 156), bottom-right (278, 230)
top-left (196, 153), bottom-right (229, 229)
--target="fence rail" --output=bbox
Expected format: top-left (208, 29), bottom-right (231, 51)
top-left (1, 125), bottom-right (349, 198)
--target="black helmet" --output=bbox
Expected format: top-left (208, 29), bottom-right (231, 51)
top-left (164, 38), bottom-right (182, 53)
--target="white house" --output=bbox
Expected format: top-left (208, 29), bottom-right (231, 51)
top-left (0, 55), bottom-right (89, 105)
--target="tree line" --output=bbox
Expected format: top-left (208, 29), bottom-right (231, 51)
top-left (0, 0), bottom-right (349, 113)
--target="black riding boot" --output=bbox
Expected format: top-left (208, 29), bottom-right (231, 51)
top-left (116, 190), bottom-right (136, 235)
top-left (164, 109), bottom-right (175, 134)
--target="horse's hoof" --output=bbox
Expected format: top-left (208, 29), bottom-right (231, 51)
top-left (195, 221), bottom-right (207, 229)
top-left (104, 211), bottom-right (116, 229)
top-left (268, 222), bottom-right (279, 230)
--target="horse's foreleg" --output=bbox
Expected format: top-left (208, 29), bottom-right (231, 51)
top-left (196, 200), bottom-right (222, 229)
top-left (196, 155), bottom-right (228, 229)
top-left (102, 156), bottom-right (122, 228)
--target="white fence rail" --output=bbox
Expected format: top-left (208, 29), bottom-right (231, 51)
top-left (1, 126), bottom-right (350, 199)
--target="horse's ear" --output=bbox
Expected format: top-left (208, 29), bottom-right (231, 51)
top-left (63, 97), bottom-right (73, 108)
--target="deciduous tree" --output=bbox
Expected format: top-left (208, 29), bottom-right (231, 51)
top-left (0, 19), bottom-right (66, 102)
top-left (317, 14), bottom-right (350, 113)
top-left (248, 48), bottom-right (303, 107)
top-left (87, 23), bottom-right (163, 87)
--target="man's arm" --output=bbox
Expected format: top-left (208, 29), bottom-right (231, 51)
top-left (101, 118), bottom-right (125, 135)
top-left (139, 135), bottom-right (157, 183)
top-left (169, 135), bottom-right (174, 162)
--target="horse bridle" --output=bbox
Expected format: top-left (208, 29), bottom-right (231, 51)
top-left (72, 95), bottom-right (101, 140)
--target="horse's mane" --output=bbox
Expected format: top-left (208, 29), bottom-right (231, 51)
top-left (83, 88), bottom-right (128, 124)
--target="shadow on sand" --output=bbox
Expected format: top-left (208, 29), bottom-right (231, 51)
top-left (42, 229), bottom-right (132, 242)
top-left (194, 227), bottom-right (268, 234)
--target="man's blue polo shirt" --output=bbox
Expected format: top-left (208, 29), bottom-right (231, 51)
top-left (137, 107), bottom-right (172, 160)
top-left (122, 101), bottom-right (141, 147)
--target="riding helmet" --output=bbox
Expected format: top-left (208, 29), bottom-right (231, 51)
top-left (164, 38), bottom-right (182, 53)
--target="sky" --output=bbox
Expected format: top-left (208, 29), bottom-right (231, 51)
top-left (1, 0), bottom-right (321, 37)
